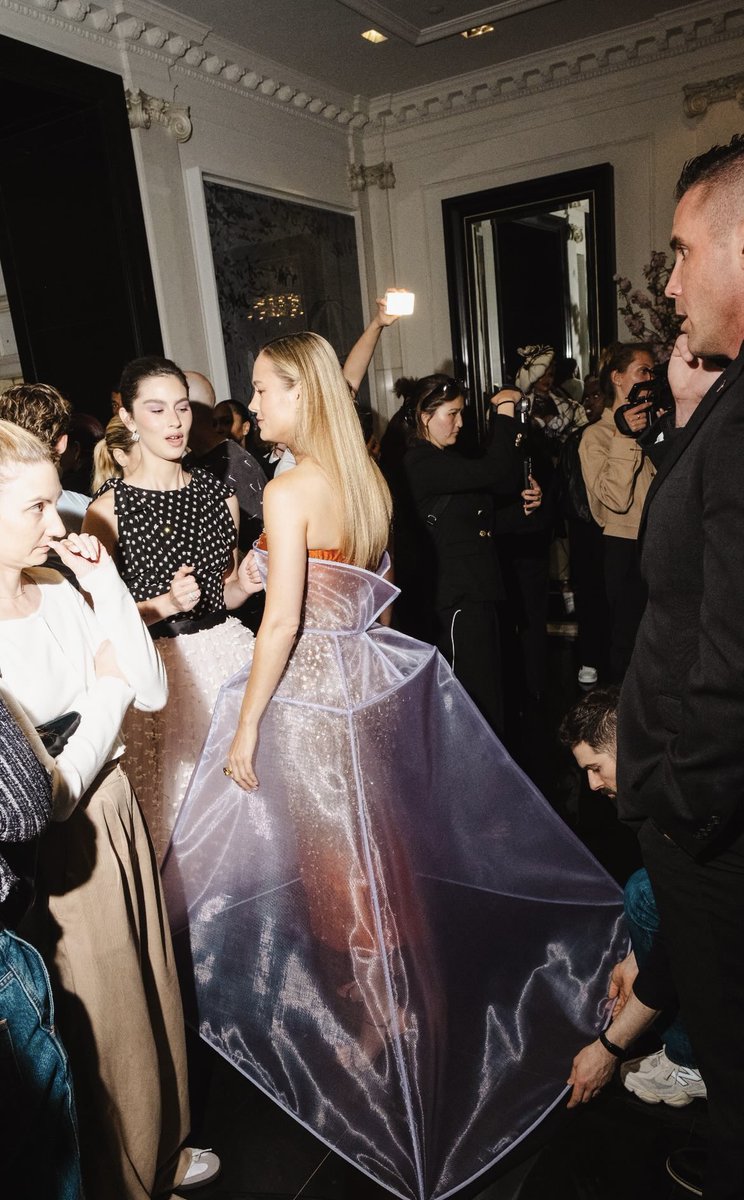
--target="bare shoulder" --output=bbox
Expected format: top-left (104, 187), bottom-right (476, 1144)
top-left (82, 487), bottom-right (118, 549)
top-left (86, 487), bottom-right (116, 517)
top-left (267, 460), bottom-right (328, 502)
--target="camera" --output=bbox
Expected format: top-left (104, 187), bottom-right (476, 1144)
top-left (613, 367), bottom-right (674, 444)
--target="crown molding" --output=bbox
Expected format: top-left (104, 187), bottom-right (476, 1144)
top-left (0, 0), bottom-right (371, 132)
top-left (337, 0), bottom-right (560, 46)
top-left (684, 69), bottom-right (744, 115)
top-left (6, 0), bottom-right (744, 139)
top-left (367, 1), bottom-right (744, 129)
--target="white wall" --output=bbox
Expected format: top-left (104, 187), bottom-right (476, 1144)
top-left (3, 0), bottom-right (744, 420)
top-left (358, 12), bottom-right (744, 416)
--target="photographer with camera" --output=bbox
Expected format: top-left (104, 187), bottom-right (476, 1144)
top-left (578, 342), bottom-right (656, 680)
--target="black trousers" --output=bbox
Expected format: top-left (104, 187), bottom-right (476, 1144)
top-left (496, 531), bottom-right (550, 701)
top-left (568, 516), bottom-right (607, 674)
top-left (603, 535), bottom-right (647, 682)
top-left (640, 819), bottom-right (744, 1200)
top-left (436, 600), bottom-right (503, 735)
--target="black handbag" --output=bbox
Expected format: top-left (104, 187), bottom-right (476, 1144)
top-left (35, 711), bottom-right (81, 757)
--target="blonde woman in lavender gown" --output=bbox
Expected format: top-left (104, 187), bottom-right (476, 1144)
top-left (163, 333), bottom-right (626, 1200)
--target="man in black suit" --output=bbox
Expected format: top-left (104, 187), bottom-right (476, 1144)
top-left (615, 137), bottom-right (744, 1199)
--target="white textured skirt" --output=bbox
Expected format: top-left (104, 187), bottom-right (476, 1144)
top-left (123, 616), bottom-right (255, 863)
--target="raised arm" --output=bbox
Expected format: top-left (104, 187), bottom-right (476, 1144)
top-left (226, 475), bottom-right (308, 789)
top-left (342, 298), bottom-right (399, 397)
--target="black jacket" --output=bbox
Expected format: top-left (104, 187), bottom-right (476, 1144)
top-left (392, 417), bottom-right (521, 629)
top-left (617, 345), bottom-right (744, 857)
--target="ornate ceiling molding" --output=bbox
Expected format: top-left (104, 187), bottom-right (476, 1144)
top-left (368, 3), bottom-right (744, 129)
top-left (126, 87), bottom-right (192, 140)
top-left (347, 161), bottom-right (396, 191)
top-left (7, 0), bottom-right (744, 138)
top-left (337, 0), bottom-right (560, 46)
top-left (683, 70), bottom-right (744, 115)
top-left (2, 0), bottom-right (370, 132)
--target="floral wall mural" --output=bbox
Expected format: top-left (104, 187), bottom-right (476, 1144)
top-left (204, 181), bottom-right (366, 405)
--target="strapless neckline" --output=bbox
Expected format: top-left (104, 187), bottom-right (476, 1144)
top-left (255, 532), bottom-right (348, 563)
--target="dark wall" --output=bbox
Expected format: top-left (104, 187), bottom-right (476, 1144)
top-left (0, 35), bottom-right (162, 422)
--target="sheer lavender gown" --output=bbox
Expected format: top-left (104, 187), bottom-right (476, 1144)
top-left (162, 544), bottom-right (626, 1200)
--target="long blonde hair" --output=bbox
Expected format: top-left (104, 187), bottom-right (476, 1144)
top-left (0, 418), bottom-right (53, 489)
top-left (261, 332), bottom-right (391, 569)
top-left (91, 415), bottom-right (136, 493)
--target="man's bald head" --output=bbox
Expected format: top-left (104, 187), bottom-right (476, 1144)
top-left (185, 370), bottom-right (216, 409)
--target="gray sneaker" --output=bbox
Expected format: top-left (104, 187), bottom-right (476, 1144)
top-left (622, 1047), bottom-right (706, 1107)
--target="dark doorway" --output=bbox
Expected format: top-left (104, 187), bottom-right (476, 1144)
top-left (0, 34), bottom-right (162, 421)
top-left (442, 164), bottom-right (615, 433)
top-left (495, 216), bottom-right (569, 382)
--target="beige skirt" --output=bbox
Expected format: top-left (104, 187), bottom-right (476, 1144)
top-left (123, 615), bottom-right (255, 863)
top-left (24, 763), bottom-right (191, 1200)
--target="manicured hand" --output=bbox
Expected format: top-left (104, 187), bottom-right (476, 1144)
top-left (237, 550), bottom-right (264, 597)
top-left (168, 564), bottom-right (200, 613)
top-left (376, 294), bottom-right (402, 326)
top-left (226, 720), bottom-right (259, 791)
top-left (622, 401), bottom-right (652, 435)
top-left (48, 531), bottom-right (108, 579)
top-left (522, 474), bottom-right (542, 515)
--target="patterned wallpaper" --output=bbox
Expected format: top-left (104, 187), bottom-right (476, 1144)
top-left (204, 181), bottom-right (365, 406)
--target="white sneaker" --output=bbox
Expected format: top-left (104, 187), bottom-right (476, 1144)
top-left (622, 1047), bottom-right (707, 1107)
top-left (578, 665), bottom-right (598, 685)
top-left (176, 1148), bottom-right (221, 1192)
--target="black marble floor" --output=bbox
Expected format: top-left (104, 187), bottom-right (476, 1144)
top-left (179, 619), bottom-right (707, 1200)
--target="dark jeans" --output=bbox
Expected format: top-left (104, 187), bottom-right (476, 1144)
top-left (603, 535), bottom-right (647, 681)
top-left (0, 929), bottom-right (81, 1199)
top-left (436, 600), bottom-right (503, 734)
top-left (641, 818), bottom-right (744, 1200)
top-left (624, 868), bottom-right (696, 1068)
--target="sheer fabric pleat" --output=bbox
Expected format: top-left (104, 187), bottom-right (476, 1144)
top-left (163, 550), bottom-right (625, 1200)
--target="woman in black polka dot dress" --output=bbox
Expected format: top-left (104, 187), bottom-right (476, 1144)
top-left (84, 356), bottom-right (261, 861)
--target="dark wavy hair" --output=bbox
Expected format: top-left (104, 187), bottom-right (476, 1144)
top-left (394, 374), bottom-right (464, 442)
top-left (559, 686), bottom-right (620, 754)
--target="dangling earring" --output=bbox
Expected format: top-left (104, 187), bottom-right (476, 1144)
top-left (130, 430), bottom-right (140, 442)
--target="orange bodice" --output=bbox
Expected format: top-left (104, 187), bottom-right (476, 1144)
top-left (255, 532), bottom-right (348, 563)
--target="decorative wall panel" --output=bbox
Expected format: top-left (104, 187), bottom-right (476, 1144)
top-left (204, 181), bottom-right (365, 405)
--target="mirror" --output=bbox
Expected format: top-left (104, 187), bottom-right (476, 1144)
top-left (442, 164), bottom-right (616, 431)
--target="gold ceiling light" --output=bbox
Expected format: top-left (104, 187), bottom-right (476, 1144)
top-left (461, 24), bottom-right (494, 38)
top-left (361, 29), bottom-right (388, 43)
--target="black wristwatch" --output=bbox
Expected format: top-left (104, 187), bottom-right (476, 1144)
top-left (598, 1028), bottom-right (625, 1058)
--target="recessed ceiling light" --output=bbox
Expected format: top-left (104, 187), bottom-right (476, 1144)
top-left (461, 24), bottom-right (494, 38)
top-left (361, 29), bottom-right (388, 43)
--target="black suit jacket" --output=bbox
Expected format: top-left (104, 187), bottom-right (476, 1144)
top-left (617, 344), bottom-right (744, 858)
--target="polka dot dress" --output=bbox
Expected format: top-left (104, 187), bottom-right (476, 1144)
top-left (95, 468), bottom-right (236, 615)
top-left (95, 469), bottom-right (255, 862)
